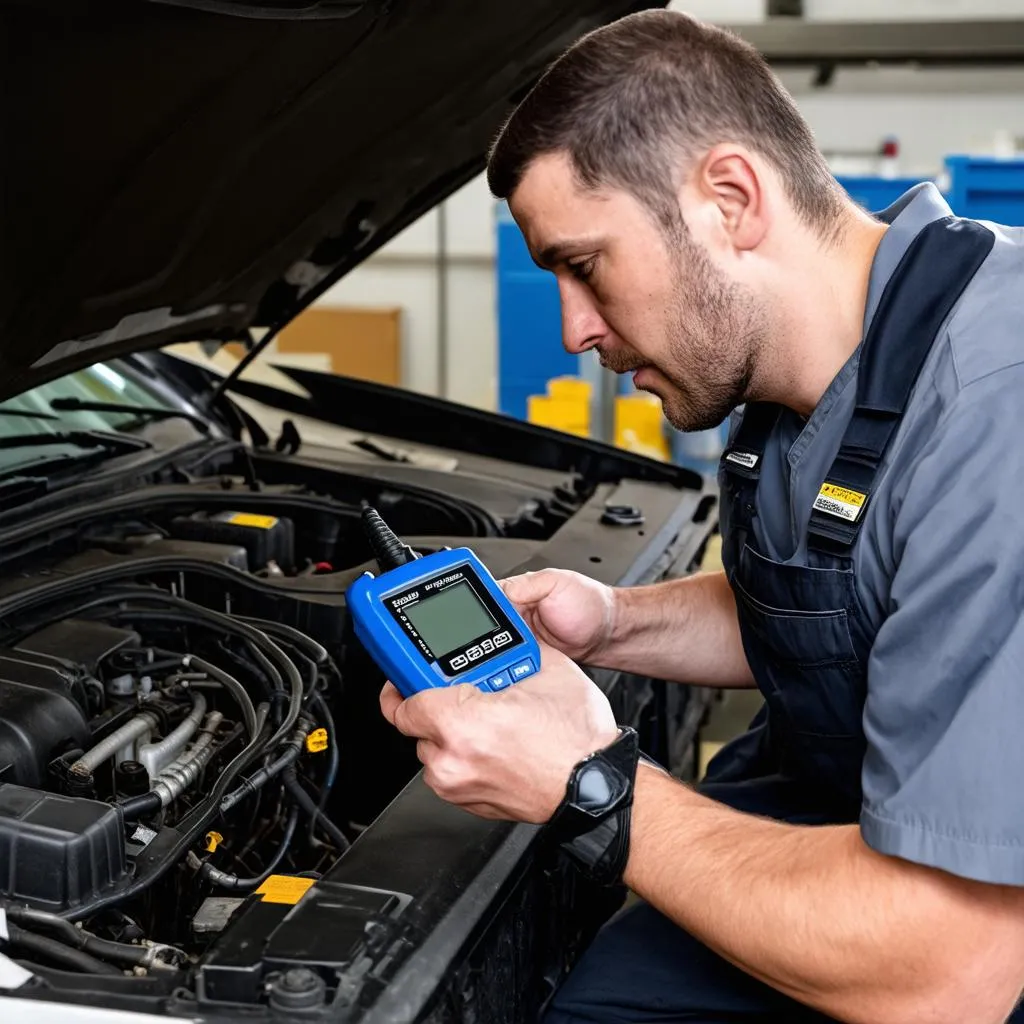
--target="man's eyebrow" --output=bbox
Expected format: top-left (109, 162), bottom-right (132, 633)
top-left (536, 238), bottom-right (601, 269)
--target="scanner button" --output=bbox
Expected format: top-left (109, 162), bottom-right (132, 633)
top-left (450, 654), bottom-right (468, 671)
top-left (487, 671), bottom-right (512, 691)
top-left (494, 631), bottom-right (512, 648)
top-left (510, 658), bottom-right (536, 681)
top-left (466, 645), bottom-right (483, 662)
top-left (480, 638), bottom-right (495, 654)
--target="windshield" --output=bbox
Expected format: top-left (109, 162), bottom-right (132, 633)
top-left (0, 362), bottom-right (171, 474)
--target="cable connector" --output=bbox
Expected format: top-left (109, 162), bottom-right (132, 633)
top-left (361, 504), bottom-right (418, 572)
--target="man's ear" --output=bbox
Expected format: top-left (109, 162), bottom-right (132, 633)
top-left (691, 144), bottom-right (769, 252)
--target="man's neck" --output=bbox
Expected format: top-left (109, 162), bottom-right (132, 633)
top-left (760, 209), bottom-right (889, 418)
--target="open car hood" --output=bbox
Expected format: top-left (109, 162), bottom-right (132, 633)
top-left (0, 0), bottom-right (661, 402)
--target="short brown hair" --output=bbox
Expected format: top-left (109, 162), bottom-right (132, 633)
top-left (487, 9), bottom-right (843, 233)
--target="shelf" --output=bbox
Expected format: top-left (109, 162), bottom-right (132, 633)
top-left (722, 19), bottom-right (1024, 67)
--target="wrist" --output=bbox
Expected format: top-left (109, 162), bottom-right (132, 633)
top-left (546, 726), bottom-right (643, 886)
top-left (592, 584), bottom-right (628, 665)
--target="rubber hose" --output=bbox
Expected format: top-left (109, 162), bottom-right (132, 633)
top-left (283, 767), bottom-right (350, 852)
top-left (219, 740), bottom-right (303, 814)
top-left (118, 790), bottom-right (161, 821)
top-left (182, 655), bottom-right (257, 738)
top-left (5, 908), bottom-right (152, 968)
top-left (238, 615), bottom-right (329, 666)
top-left (74, 590), bottom-right (300, 715)
top-left (189, 807), bottom-right (300, 891)
top-left (5, 923), bottom-right (121, 976)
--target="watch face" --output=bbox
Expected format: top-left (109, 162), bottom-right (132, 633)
top-left (574, 760), bottom-right (628, 817)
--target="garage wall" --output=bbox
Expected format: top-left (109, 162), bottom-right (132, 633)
top-left (313, 0), bottom-right (1024, 411)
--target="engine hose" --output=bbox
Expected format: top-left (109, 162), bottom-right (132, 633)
top-left (119, 711), bottom-right (224, 819)
top-left (237, 615), bottom-right (330, 667)
top-left (106, 610), bottom-right (280, 729)
top-left (49, 588), bottom-right (301, 722)
top-left (150, 711), bottom-right (224, 808)
top-left (98, 601), bottom-right (302, 751)
top-left (137, 690), bottom-right (207, 778)
top-left (4, 923), bottom-right (122, 976)
top-left (66, 707), bottom-right (272, 921)
top-left (3, 907), bottom-right (181, 971)
top-left (175, 654), bottom-right (257, 738)
top-left (110, 590), bottom-right (302, 695)
top-left (71, 711), bottom-right (159, 776)
top-left (283, 767), bottom-right (350, 853)
top-left (187, 807), bottom-right (300, 891)
top-left (219, 724), bottom-right (307, 814)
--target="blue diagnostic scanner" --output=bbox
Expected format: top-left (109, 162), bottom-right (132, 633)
top-left (347, 507), bottom-right (541, 698)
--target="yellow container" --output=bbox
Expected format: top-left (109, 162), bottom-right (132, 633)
top-left (526, 394), bottom-right (589, 437)
top-left (614, 394), bottom-right (670, 461)
top-left (547, 376), bottom-right (592, 403)
top-left (526, 376), bottom-right (591, 437)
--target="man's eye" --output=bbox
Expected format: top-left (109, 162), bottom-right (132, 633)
top-left (569, 257), bottom-right (597, 282)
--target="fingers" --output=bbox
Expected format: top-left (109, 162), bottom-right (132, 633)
top-left (379, 681), bottom-right (475, 743)
top-left (416, 737), bottom-right (440, 764)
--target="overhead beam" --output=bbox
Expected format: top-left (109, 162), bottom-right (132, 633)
top-left (722, 20), bottom-right (1024, 66)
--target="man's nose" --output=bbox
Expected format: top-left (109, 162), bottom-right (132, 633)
top-left (559, 279), bottom-right (607, 355)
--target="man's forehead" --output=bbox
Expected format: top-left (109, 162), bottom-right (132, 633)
top-left (508, 153), bottom-right (617, 261)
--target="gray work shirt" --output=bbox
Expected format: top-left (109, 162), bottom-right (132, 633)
top-left (737, 182), bottom-right (1024, 886)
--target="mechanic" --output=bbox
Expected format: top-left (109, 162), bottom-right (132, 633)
top-left (379, 10), bottom-right (1024, 1023)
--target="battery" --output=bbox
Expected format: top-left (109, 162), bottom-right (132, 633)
top-left (169, 510), bottom-right (295, 572)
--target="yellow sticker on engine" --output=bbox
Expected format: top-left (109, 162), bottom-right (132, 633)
top-left (306, 728), bottom-right (329, 754)
top-left (227, 512), bottom-right (279, 530)
top-left (255, 875), bottom-right (316, 905)
top-left (205, 831), bottom-right (223, 853)
top-left (812, 482), bottom-right (867, 522)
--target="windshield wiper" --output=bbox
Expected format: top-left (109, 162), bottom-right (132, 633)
top-left (0, 430), bottom-right (152, 455)
top-left (0, 407), bottom-right (60, 421)
top-left (49, 396), bottom-right (210, 435)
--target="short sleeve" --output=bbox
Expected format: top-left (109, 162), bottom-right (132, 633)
top-left (860, 367), bottom-right (1024, 885)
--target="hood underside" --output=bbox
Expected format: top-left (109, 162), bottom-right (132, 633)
top-left (0, 0), bottom-right (661, 401)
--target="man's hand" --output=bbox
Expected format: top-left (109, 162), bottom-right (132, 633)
top-left (499, 569), bottom-right (616, 663)
top-left (379, 642), bottom-right (619, 822)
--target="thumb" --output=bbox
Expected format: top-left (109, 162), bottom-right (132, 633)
top-left (392, 689), bottom-right (448, 742)
top-left (499, 569), bottom-right (559, 609)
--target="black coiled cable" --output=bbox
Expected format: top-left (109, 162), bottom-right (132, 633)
top-left (362, 504), bottom-right (418, 570)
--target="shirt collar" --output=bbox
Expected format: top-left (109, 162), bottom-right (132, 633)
top-left (862, 182), bottom-right (954, 333)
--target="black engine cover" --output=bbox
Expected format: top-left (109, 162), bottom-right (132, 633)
top-left (0, 785), bottom-right (127, 912)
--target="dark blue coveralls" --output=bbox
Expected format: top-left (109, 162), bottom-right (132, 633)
top-left (545, 194), bottom-right (1022, 1021)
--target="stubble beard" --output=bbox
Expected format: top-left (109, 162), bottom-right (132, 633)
top-left (608, 234), bottom-right (764, 433)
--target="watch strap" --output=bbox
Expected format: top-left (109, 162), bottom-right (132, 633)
top-left (547, 727), bottom-right (642, 886)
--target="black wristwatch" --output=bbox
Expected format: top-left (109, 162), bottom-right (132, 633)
top-left (545, 727), bottom-right (643, 887)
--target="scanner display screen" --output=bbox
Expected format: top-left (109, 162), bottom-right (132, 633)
top-left (403, 581), bottom-right (498, 658)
